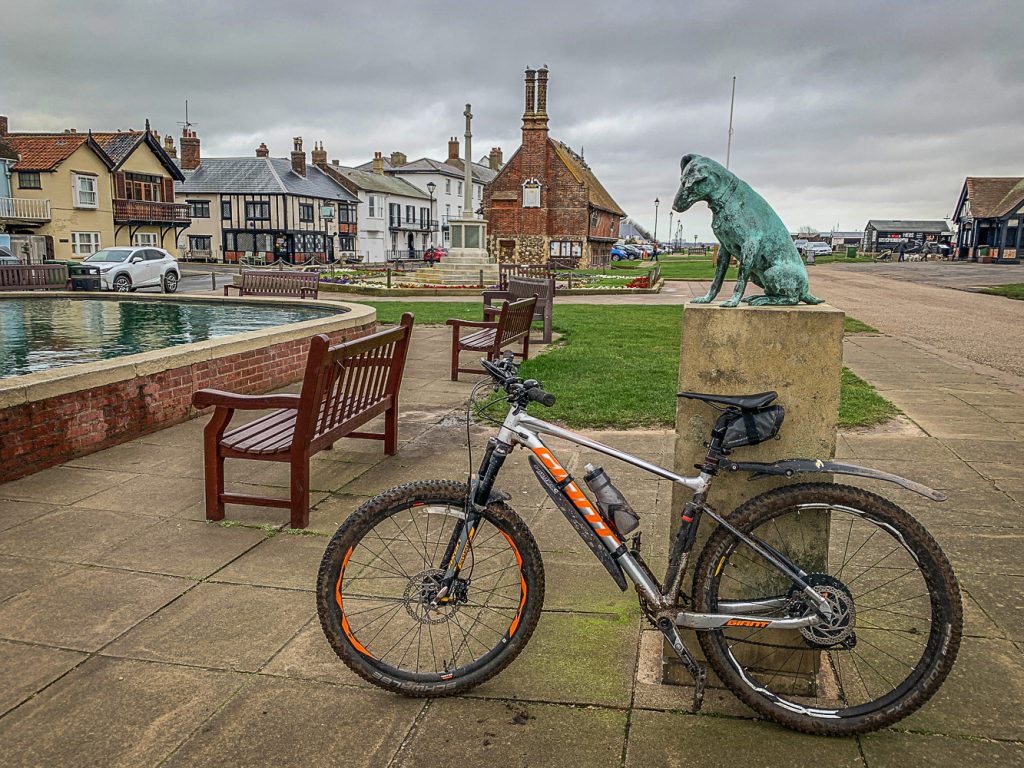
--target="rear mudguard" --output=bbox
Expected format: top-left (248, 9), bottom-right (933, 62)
top-left (722, 459), bottom-right (946, 502)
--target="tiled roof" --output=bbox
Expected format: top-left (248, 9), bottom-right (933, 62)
top-left (866, 220), bottom-right (952, 233)
top-left (6, 133), bottom-right (91, 171)
top-left (551, 140), bottom-right (625, 217)
top-left (91, 132), bottom-right (144, 166)
top-left (0, 135), bottom-right (19, 163)
top-left (963, 177), bottom-right (1024, 219)
top-left (355, 156), bottom-right (497, 184)
top-left (330, 166), bottom-right (431, 199)
top-left (176, 157), bottom-right (358, 202)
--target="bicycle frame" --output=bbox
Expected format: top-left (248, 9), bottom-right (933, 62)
top-left (435, 402), bottom-right (833, 631)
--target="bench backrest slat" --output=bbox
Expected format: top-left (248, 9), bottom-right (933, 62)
top-left (0, 264), bottom-right (68, 291)
top-left (237, 270), bottom-right (319, 299)
top-left (496, 296), bottom-right (537, 347)
top-left (295, 313), bottom-right (414, 446)
top-left (506, 276), bottom-right (554, 305)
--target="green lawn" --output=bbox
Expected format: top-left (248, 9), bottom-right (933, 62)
top-left (844, 317), bottom-right (880, 334)
top-left (367, 302), bottom-right (897, 430)
top-left (980, 283), bottom-right (1024, 301)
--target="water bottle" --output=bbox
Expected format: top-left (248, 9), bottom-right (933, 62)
top-left (583, 464), bottom-right (639, 535)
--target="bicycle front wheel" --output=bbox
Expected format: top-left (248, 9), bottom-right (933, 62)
top-left (692, 483), bottom-right (962, 735)
top-left (316, 480), bottom-right (544, 696)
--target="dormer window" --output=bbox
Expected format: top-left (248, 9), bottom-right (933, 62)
top-left (522, 178), bottom-right (541, 208)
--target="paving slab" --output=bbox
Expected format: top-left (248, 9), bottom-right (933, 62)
top-left (0, 555), bottom-right (70, 603)
top-left (0, 640), bottom-right (85, 716)
top-left (624, 709), bottom-right (865, 768)
top-left (397, 698), bottom-right (626, 768)
top-left (0, 656), bottom-right (241, 768)
top-left (0, 565), bottom-right (190, 651)
top-left (261, 616), bottom-right (371, 688)
top-left (304, 492), bottom-right (374, 534)
top-left (104, 582), bottom-right (314, 672)
top-left (88, 518), bottom-right (268, 578)
top-left (0, 499), bottom-right (57, 532)
top-left (860, 731), bottom-right (1024, 767)
top-left (163, 676), bottom-right (423, 768)
top-left (0, 466), bottom-right (138, 505)
top-left (0, 506), bottom-right (159, 563)
top-left (71, 472), bottom-right (208, 515)
top-left (468, 611), bottom-right (639, 707)
top-left (960, 573), bottom-right (1024, 639)
top-left (210, 532), bottom-right (329, 591)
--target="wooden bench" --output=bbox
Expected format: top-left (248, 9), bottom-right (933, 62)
top-left (447, 296), bottom-right (537, 381)
top-left (224, 270), bottom-right (319, 299)
top-left (192, 313), bottom-right (414, 529)
top-left (498, 262), bottom-right (553, 290)
top-left (483, 275), bottom-right (554, 344)
top-left (0, 264), bottom-right (68, 291)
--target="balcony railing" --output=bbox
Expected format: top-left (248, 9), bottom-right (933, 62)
top-left (388, 217), bottom-right (438, 232)
top-left (113, 199), bottom-right (191, 224)
top-left (0, 196), bottom-right (51, 222)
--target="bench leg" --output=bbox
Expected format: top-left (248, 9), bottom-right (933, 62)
top-left (522, 334), bottom-right (530, 361)
top-left (205, 451), bottom-right (225, 522)
top-left (290, 455), bottom-right (310, 529)
top-left (450, 329), bottom-right (461, 381)
top-left (384, 404), bottom-right (398, 456)
top-left (543, 311), bottom-right (552, 344)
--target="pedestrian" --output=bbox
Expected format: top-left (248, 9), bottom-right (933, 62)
top-left (652, 243), bottom-right (659, 262)
top-left (897, 239), bottom-right (907, 262)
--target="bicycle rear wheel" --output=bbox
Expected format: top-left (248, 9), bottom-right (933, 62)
top-left (316, 480), bottom-right (544, 696)
top-left (692, 483), bottom-right (962, 735)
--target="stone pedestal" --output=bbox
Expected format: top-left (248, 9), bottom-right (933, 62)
top-left (409, 218), bottom-right (500, 286)
top-left (662, 302), bottom-right (845, 685)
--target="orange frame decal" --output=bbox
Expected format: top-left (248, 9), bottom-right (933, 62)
top-left (531, 446), bottom-right (620, 545)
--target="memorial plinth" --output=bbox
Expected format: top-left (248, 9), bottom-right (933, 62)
top-left (664, 302), bottom-right (845, 685)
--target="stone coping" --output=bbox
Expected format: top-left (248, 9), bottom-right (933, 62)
top-left (0, 292), bottom-right (376, 408)
top-left (317, 278), bottom-right (665, 297)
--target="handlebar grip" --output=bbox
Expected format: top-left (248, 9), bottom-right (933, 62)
top-left (527, 387), bottom-right (556, 407)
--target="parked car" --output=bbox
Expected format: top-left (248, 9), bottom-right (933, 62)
top-left (423, 246), bottom-right (447, 264)
top-left (610, 245), bottom-right (627, 261)
top-left (0, 245), bottom-right (20, 265)
top-left (622, 245), bottom-right (645, 260)
top-left (803, 242), bottom-right (832, 258)
top-left (793, 239), bottom-right (809, 253)
top-left (83, 246), bottom-right (180, 292)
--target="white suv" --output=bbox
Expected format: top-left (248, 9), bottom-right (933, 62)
top-left (83, 247), bottom-right (180, 292)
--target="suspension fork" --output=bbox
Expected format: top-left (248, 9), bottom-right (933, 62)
top-left (433, 438), bottom-right (511, 605)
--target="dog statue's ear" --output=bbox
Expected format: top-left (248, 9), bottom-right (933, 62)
top-left (680, 154), bottom-right (697, 173)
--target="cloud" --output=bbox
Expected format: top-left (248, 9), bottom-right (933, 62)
top-left (3, 0), bottom-right (1020, 239)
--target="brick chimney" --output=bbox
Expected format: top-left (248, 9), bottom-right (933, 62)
top-left (311, 141), bottom-right (328, 167)
top-left (447, 137), bottom-right (459, 162)
top-left (390, 151), bottom-right (407, 167)
top-left (0, 116), bottom-right (7, 136)
top-left (535, 66), bottom-right (550, 130)
top-left (291, 137), bottom-right (306, 177)
top-left (163, 134), bottom-right (177, 158)
top-left (372, 151), bottom-right (385, 175)
top-left (489, 147), bottom-right (503, 171)
top-left (522, 68), bottom-right (537, 131)
top-left (255, 142), bottom-right (269, 158)
top-left (180, 128), bottom-right (200, 170)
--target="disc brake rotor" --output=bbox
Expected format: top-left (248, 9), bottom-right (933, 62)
top-left (403, 568), bottom-right (469, 625)
top-left (790, 574), bottom-right (857, 648)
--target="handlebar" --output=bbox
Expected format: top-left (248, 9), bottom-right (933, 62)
top-left (479, 356), bottom-right (556, 408)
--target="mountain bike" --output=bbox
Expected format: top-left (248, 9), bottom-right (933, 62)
top-left (316, 355), bottom-right (962, 736)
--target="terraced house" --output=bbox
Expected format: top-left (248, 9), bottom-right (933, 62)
top-left (0, 116), bottom-right (188, 260)
top-left (173, 132), bottom-right (358, 264)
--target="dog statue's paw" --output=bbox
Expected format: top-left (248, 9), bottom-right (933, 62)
top-left (720, 299), bottom-right (741, 308)
top-left (690, 295), bottom-right (714, 304)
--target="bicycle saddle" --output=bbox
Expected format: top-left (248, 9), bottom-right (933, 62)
top-left (676, 390), bottom-right (778, 410)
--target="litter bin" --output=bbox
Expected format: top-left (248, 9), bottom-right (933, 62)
top-left (846, 246), bottom-right (857, 258)
top-left (68, 263), bottom-right (102, 291)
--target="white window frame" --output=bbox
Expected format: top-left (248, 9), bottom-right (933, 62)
top-left (133, 232), bottom-right (158, 247)
top-left (522, 178), bottom-right (541, 208)
top-left (73, 173), bottom-right (98, 209)
top-left (457, 181), bottom-right (463, 196)
top-left (71, 231), bottom-right (101, 256)
top-left (368, 194), bottom-right (383, 218)
top-left (445, 179), bottom-right (451, 194)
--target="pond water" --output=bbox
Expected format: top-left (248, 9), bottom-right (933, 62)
top-left (0, 297), bottom-right (342, 377)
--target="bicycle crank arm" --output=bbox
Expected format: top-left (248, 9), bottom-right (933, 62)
top-left (675, 610), bottom-right (823, 631)
top-left (657, 617), bottom-right (706, 713)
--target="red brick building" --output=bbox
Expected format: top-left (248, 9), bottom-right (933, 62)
top-left (484, 67), bottom-right (625, 267)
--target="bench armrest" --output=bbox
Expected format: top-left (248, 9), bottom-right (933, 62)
top-left (299, 287), bottom-right (318, 298)
top-left (223, 284), bottom-right (242, 296)
top-left (482, 290), bottom-right (511, 306)
top-left (446, 318), bottom-right (498, 329)
top-left (193, 389), bottom-right (301, 410)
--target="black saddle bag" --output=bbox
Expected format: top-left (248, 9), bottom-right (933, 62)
top-left (716, 405), bottom-right (785, 450)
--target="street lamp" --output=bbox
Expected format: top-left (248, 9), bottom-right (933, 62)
top-left (426, 181), bottom-right (436, 247)
top-left (653, 197), bottom-right (660, 243)
top-left (668, 209), bottom-right (673, 252)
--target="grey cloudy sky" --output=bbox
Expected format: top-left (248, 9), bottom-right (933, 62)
top-left (4, 0), bottom-right (1021, 241)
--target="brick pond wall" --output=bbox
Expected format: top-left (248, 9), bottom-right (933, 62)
top-left (0, 319), bottom-right (376, 484)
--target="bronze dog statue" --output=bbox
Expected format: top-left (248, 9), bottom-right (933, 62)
top-left (672, 154), bottom-right (822, 307)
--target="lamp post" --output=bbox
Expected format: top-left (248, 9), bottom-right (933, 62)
top-left (426, 181), bottom-right (436, 248)
top-left (653, 197), bottom-right (660, 244)
top-left (668, 210), bottom-right (673, 252)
